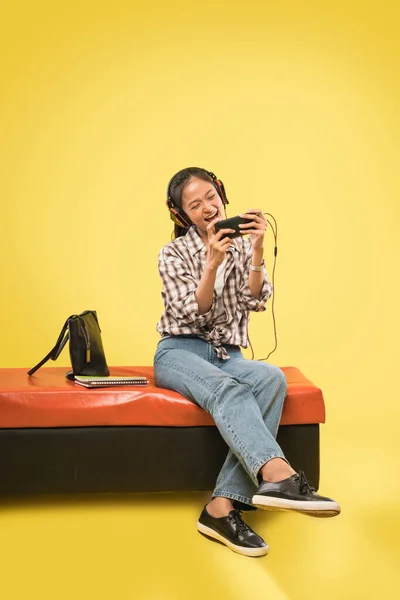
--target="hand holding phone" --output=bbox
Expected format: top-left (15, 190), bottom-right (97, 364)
top-left (214, 215), bottom-right (250, 239)
top-left (238, 210), bottom-right (267, 249)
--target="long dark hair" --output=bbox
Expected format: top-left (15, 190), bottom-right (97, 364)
top-left (167, 167), bottom-right (223, 239)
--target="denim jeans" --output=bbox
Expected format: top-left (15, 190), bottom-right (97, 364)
top-left (153, 335), bottom-right (288, 510)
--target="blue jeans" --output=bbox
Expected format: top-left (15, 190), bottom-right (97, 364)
top-left (153, 335), bottom-right (288, 510)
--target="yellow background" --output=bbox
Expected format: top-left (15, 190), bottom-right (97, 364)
top-left (0, 1), bottom-right (399, 598)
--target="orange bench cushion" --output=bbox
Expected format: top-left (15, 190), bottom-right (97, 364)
top-left (0, 366), bottom-right (325, 429)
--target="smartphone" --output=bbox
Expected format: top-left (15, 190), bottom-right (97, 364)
top-left (214, 215), bottom-right (251, 239)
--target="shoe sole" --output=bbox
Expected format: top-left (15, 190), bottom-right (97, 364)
top-left (196, 521), bottom-right (269, 557)
top-left (252, 496), bottom-right (341, 518)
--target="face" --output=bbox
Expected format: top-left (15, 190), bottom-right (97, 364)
top-left (181, 177), bottom-right (224, 232)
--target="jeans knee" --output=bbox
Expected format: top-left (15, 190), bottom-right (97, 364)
top-left (260, 366), bottom-right (287, 408)
top-left (211, 377), bottom-right (250, 414)
top-left (255, 364), bottom-right (287, 395)
top-left (274, 367), bottom-right (287, 394)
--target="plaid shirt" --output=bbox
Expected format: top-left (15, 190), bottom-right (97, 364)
top-left (156, 226), bottom-right (273, 359)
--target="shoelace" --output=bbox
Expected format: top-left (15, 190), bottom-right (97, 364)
top-left (228, 509), bottom-right (251, 535)
top-left (298, 470), bottom-right (316, 495)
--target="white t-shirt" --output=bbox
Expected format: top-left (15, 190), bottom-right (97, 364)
top-left (214, 259), bottom-right (227, 321)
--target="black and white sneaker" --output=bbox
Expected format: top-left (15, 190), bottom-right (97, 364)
top-left (197, 505), bottom-right (269, 557)
top-left (252, 471), bottom-right (341, 517)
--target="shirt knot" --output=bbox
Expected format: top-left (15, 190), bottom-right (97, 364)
top-left (207, 326), bottom-right (231, 360)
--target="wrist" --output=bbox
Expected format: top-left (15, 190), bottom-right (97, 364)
top-left (250, 259), bottom-right (265, 272)
top-left (204, 262), bottom-right (219, 275)
top-left (252, 247), bottom-right (264, 265)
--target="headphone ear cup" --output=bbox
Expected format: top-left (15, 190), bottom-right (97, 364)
top-left (205, 170), bottom-right (229, 205)
top-left (166, 176), bottom-right (192, 229)
top-left (169, 204), bottom-right (191, 229)
top-left (166, 194), bottom-right (191, 228)
top-left (215, 179), bottom-right (229, 205)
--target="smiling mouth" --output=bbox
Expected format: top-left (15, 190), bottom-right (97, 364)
top-left (204, 212), bottom-right (218, 222)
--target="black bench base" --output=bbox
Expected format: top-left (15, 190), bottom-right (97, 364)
top-left (0, 424), bottom-right (320, 496)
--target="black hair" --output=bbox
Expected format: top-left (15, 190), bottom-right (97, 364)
top-left (167, 167), bottom-right (222, 239)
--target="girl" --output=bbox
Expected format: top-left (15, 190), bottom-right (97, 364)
top-left (153, 167), bottom-right (340, 557)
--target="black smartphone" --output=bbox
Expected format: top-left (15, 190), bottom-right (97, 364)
top-left (214, 215), bottom-right (251, 239)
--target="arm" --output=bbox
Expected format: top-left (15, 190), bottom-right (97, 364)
top-left (238, 242), bottom-right (273, 312)
top-left (158, 220), bottom-right (234, 326)
top-left (158, 246), bottom-right (216, 329)
top-left (195, 220), bottom-right (234, 314)
top-left (248, 246), bottom-right (265, 300)
top-left (238, 210), bottom-right (273, 311)
top-left (194, 263), bottom-right (218, 314)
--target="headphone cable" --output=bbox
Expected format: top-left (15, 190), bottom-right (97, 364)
top-left (248, 212), bottom-right (278, 362)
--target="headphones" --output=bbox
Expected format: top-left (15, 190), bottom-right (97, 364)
top-left (166, 168), bottom-right (229, 229)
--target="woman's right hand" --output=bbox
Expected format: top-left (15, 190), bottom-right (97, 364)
top-left (206, 220), bottom-right (235, 269)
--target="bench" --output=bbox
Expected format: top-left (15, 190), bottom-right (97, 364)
top-left (0, 366), bottom-right (325, 495)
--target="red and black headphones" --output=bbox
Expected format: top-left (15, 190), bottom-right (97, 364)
top-left (166, 168), bottom-right (229, 229)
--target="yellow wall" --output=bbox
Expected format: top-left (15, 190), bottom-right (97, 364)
top-left (0, 1), bottom-right (399, 598)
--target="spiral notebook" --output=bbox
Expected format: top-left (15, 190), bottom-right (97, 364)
top-left (74, 375), bottom-right (149, 388)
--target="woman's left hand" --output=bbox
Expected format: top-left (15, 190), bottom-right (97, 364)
top-left (239, 210), bottom-right (267, 249)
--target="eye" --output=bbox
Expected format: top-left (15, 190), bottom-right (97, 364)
top-left (191, 203), bottom-right (200, 210)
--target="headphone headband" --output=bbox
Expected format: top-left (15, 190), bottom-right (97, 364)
top-left (166, 168), bottom-right (229, 229)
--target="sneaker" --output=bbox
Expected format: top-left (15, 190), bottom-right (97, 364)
top-left (252, 470), bottom-right (341, 517)
top-left (197, 505), bottom-right (269, 557)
